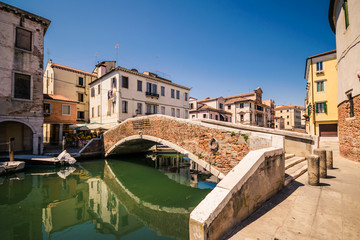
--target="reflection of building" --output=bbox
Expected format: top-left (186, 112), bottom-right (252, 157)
top-left (87, 178), bottom-right (143, 236)
top-left (304, 50), bottom-right (338, 137)
top-left (274, 105), bottom-right (304, 130)
top-left (43, 94), bottom-right (78, 144)
top-left (329, 0), bottom-right (360, 160)
top-left (43, 60), bottom-right (97, 123)
top-left (89, 61), bottom-right (191, 126)
top-left (0, 2), bottom-right (50, 154)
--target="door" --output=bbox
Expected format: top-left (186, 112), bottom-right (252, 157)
top-left (319, 124), bottom-right (338, 137)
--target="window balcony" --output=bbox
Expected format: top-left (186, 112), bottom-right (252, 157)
top-left (145, 92), bottom-right (159, 98)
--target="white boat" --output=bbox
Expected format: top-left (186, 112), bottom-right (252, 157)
top-left (0, 161), bottom-right (25, 175)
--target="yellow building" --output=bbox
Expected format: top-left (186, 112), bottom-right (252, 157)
top-left (305, 50), bottom-right (338, 137)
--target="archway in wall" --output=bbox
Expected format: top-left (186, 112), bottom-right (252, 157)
top-left (0, 121), bottom-right (33, 154)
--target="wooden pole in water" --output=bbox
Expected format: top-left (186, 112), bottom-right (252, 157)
top-left (9, 137), bottom-right (14, 161)
top-left (62, 136), bottom-right (66, 151)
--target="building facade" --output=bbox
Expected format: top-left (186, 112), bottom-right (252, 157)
top-left (0, 2), bottom-right (50, 154)
top-left (329, 0), bottom-right (360, 160)
top-left (274, 116), bottom-right (284, 130)
top-left (305, 50), bottom-right (338, 137)
top-left (189, 97), bottom-right (232, 121)
top-left (43, 60), bottom-right (97, 123)
top-left (263, 99), bottom-right (275, 128)
top-left (274, 105), bottom-right (303, 130)
top-left (89, 62), bottom-right (190, 125)
top-left (43, 94), bottom-right (78, 144)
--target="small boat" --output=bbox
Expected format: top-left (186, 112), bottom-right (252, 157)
top-left (6, 150), bottom-right (77, 166)
top-left (0, 161), bottom-right (25, 175)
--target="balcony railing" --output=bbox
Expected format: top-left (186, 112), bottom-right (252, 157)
top-left (145, 92), bottom-right (159, 98)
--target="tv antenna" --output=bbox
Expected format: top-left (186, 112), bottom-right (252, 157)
top-left (115, 43), bottom-right (119, 65)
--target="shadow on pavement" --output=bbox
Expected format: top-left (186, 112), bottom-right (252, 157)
top-left (223, 180), bottom-right (304, 240)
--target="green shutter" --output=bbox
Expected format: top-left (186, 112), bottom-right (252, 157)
top-left (315, 103), bottom-right (318, 113)
top-left (343, 0), bottom-right (350, 29)
top-left (308, 106), bottom-right (310, 116)
top-left (324, 102), bottom-right (327, 114)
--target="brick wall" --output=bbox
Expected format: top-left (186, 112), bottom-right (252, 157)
top-left (338, 95), bottom-right (360, 161)
top-left (44, 100), bottom-right (77, 124)
top-left (104, 116), bottom-right (250, 174)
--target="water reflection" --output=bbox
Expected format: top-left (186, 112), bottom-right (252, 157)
top-left (0, 155), bottom-right (212, 240)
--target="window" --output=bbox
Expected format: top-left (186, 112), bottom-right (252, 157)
top-left (78, 77), bottom-right (84, 87)
top-left (91, 87), bottom-right (95, 97)
top-left (171, 108), bottom-right (175, 117)
top-left (15, 27), bottom-right (32, 51)
top-left (112, 101), bottom-right (116, 113)
top-left (240, 103), bottom-right (244, 108)
top-left (203, 114), bottom-right (207, 118)
top-left (287, 110), bottom-right (289, 112)
top-left (215, 115), bottom-right (218, 120)
top-left (176, 109), bottom-right (180, 118)
top-left (228, 105), bottom-right (231, 110)
top-left (185, 110), bottom-right (189, 119)
top-left (192, 115), bottom-right (195, 119)
top-left (316, 61), bottom-right (323, 72)
top-left (153, 105), bottom-right (158, 114)
top-left (219, 103), bottom-right (223, 109)
top-left (97, 105), bottom-right (100, 117)
top-left (287, 122), bottom-right (289, 125)
top-left (111, 77), bottom-right (117, 89)
top-left (137, 103), bottom-right (142, 114)
top-left (348, 94), bottom-right (354, 117)
top-left (171, 89), bottom-right (175, 98)
top-left (98, 85), bottom-right (101, 94)
top-left (122, 101), bottom-right (128, 113)
top-left (62, 104), bottom-right (71, 115)
top-left (77, 111), bottom-right (84, 120)
top-left (287, 115), bottom-right (289, 119)
top-left (210, 114), bottom-right (212, 119)
top-left (249, 103), bottom-right (252, 108)
top-left (147, 104), bottom-right (152, 114)
top-left (185, 92), bottom-right (188, 101)
top-left (316, 81), bottom-right (324, 92)
top-left (240, 114), bottom-right (244, 122)
top-left (161, 106), bottom-right (165, 115)
top-left (316, 102), bottom-right (327, 114)
top-left (343, 0), bottom-right (350, 29)
top-left (137, 80), bottom-right (142, 91)
top-left (91, 107), bottom-right (94, 118)
top-left (176, 90), bottom-right (180, 99)
top-left (78, 93), bottom-right (84, 102)
top-left (190, 103), bottom-right (194, 109)
top-left (161, 86), bottom-right (165, 96)
top-left (44, 103), bottom-right (52, 115)
top-left (280, 110), bottom-right (282, 113)
top-left (13, 73), bottom-right (31, 99)
top-left (122, 76), bottom-right (128, 88)
top-left (153, 84), bottom-right (157, 95)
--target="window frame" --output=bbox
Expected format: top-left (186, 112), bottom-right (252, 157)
top-left (122, 101), bottom-right (128, 113)
top-left (43, 103), bottom-right (52, 115)
top-left (316, 80), bottom-right (325, 92)
top-left (78, 77), bottom-right (84, 87)
top-left (15, 27), bottom-right (32, 52)
top-left (78, 92), bottom-right (84, 102)
top-left (316, 61), bottom-right (324, 73)
top-left (176, 90), bottom-right (180, 99)
top-left (171, 89), bottom-right (175, 98)
top-left (137, 80), bottom-right (142, 92)
top-left (62, 104), bottom-right (71, 116)
top-left (137, 103), bottom-right (142, 114)
top-left (161, 86), bottom-right (165, 96)
top-left (97, 105), bottom-right (100, 117)
top-left (12, 72), bottom-right (32, 101)
top-left (122, 76), bottom-right (129, 88)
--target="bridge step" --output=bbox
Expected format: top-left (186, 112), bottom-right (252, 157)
top-left (285, 156), bottom-right (306, 170)
top-left (285, 153), bottom-right (295, 160)
top-left (284, 160), bottom-right (307, 187)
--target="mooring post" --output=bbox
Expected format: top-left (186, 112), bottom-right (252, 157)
top-left (326, 150), bottom-right (333, 169)
top-left (314, 149), bottom-right (327, 178)
top-left (307, 154), bottom-right (320, 185)
top-left (177, 152), bottom-right (180, 173)
top-left (9, 137), bottom-right (14, 161)
top-left (62, 136), bottom-right (66, 151)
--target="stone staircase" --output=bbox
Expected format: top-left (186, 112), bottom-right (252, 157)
top-left (284, 153), bottom-right (307, 186)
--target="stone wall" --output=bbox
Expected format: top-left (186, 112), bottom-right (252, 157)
top-left (189, 147), bottom-right (284, 240)
top-left (104, 116), bottom-right (251, 175)
top-left (338, 95), bottom-right (360, 161)
top-left (78, 138), bottom-right (103, 158)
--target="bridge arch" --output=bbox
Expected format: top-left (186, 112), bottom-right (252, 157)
top-left (103, 115), bottom-right (250, 177)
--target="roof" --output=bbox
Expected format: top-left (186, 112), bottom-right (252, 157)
top-left (0, 2), bottom-right (51, 34)
top-left (190, 104), bottom-right (231, 115)
top-left (197, 97), bottom-right (223, 103)
top-left (224, 92), bottom-right (255, 100)
top-left (225, 97), bottom-right (255, 105)
top-left (307, 50), bottom-right (336, 60)
top-left (50, 62), bottom-right (97, 77)
top-left (329, 0), bottom-right (336, 33)
top-left (275, 105), bottom-right (304, 110)
top-left (44, 94), bottom-right (78, 103)
top-left (90, 66), bottom-right (191, 90)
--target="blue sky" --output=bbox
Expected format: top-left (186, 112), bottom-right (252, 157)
top-left (4, 0), bottom-right (335, 106)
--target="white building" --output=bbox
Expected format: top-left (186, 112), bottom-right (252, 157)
top-left (0, 2), bottom-right (50, 154)
top-left (89, 62), bottom-right (190, 125)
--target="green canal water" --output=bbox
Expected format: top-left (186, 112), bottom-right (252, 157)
top-left (0, 155), bottom-right (213, 240)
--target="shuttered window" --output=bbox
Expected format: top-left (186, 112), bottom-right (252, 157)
top-left (15, 27), bottom-right (32, 51)
top-left (14, 73), bottom-right (31, 99)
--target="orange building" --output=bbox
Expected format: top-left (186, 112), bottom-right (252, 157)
top-left (43, 94), bottom-right (78, 144)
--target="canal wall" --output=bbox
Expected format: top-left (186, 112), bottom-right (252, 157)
top-left (78, 138), bottom-right (103, 159)
top-left (198, 119), bottom-right (318, 157)
top-left (189, 147), bottom-right (284, 240)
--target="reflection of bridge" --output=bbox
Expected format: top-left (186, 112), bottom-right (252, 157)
top-left (104, 115), bottom-right (251, 178)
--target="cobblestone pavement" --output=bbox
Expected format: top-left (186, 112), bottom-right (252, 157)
top-left (225, 141), bottom-right (360, 240)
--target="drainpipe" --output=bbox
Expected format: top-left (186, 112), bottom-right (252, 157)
top-left (310, 59), bottom-right (316, 135)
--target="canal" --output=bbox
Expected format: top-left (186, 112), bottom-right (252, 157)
top-left (0, 154), bottom-right (214, 240)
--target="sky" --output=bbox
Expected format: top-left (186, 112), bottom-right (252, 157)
top-left (3, 0), bottom-right (335, 106)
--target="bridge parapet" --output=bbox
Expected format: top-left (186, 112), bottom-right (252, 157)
top-left (103, 115), bottom-right (259, 176)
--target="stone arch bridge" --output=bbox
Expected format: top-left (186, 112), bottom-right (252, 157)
top-left (103, 115), bottom-right (251, 178)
